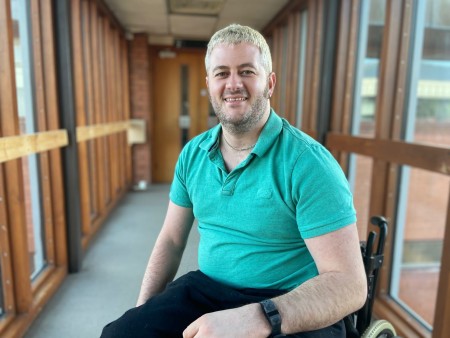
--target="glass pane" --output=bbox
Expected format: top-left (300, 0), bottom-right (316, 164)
top-left (352, 0), bottom-right (386, 137)
top-left (11, 0), bottom-right (47, 279)
top-left (391, 166), bottom-right (448, 329)
top-left (295, 10), bottom-right (308, 128)
top-left (22, 155), bottom-right (46, 280)
top-left (404, 0), bottom-right (450, 146)
top-left (278, 25), bottom-right (289, 117)
top-left (348, 154), bottom-right (373, 240)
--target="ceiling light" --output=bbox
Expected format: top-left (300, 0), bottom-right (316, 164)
top-left (168, 0), bottom-right (226, 16)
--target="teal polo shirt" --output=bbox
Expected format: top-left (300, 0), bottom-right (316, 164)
top-left (170, 110), bottom-right (356, 290)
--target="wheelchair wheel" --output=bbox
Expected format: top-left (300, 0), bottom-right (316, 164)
top-left (361, 319), bottom-right (397, 338)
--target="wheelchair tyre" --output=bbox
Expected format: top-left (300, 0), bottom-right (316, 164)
top-left (361, 319), bottom-right (397, 338)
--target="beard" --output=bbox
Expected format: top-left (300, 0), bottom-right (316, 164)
top-left (210, 83), bottom-right (270, 134)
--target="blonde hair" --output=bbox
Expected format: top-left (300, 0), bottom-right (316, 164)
top-left (205, 24), bottom-right (272, 75)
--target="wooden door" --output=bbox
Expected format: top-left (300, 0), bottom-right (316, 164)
top-left (152, 50), bottom-right (209, 182)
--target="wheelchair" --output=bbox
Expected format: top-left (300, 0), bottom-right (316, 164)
top-left (344, 216), bottom-right (399, 338)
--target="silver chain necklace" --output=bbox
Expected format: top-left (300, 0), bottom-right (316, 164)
top-left (222, 134), bottom-right (256, 151)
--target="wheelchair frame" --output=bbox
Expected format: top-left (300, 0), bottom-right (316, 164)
top-left (344, 216), bottom-right (398, 338)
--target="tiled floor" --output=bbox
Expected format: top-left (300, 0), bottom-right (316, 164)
top-left (24, 184), bottom-right (199, 338)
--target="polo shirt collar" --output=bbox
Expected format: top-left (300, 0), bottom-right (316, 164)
top-left (199, 124), bottom-right (221, 152)
top-left (198, 109), bottom-right (283, 155)
top-left (252, 109), bottom-right (283, 157)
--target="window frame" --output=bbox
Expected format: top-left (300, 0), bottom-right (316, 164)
top-left (327, 0), bottom-right (450, 337)
top-left (0, 0), bottom-right (68, 336)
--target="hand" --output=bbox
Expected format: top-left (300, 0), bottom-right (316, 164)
top-left (182, 304), bottom-right (271, 338)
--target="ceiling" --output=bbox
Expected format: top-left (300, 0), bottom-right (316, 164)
top-left (103, 0), bottom-right (289, 45)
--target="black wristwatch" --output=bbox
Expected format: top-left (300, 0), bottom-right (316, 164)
top-left (259, 299), bottom-right (284, 337)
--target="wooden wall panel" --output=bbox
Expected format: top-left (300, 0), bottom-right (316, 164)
top-left (0, 166), bottom-right (15, 330)
top-left (0, 0), bottom-right (70, 334)
top-left (308, 0), bottom-right (323, 132)
top-left (90, 1), bottom-right (106, 214)
top-left (0, 3), bottom-right (16, 313)
top-left (122, 39), bottom-right (132, 184)
top-left (0, 0), bottom-right (32, 315)
top-left (330, 0), bottom-right (351, 134)
top-left (288, 12), bottom-right (301, 124)
top-left (72, 0), bottom-right (131, 249)
top-left (284, 14), bottom-right (297, 122)
top-left (81, 0), bottom-right (99, 222)
top-left (0, 0), bottom-right (131, 335)
top-left (40, 0), bottom-right (68, 269)
top-left (71, 0), bottom-right (92, 237)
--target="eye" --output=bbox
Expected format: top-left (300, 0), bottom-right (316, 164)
top-left (240, 70), bottom-right (255, 76)
top-left (214, 72), bottom-right (228, 78)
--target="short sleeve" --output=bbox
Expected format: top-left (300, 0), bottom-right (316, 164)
top-left (293, 145), bottom-right (356, 238)
top-left (169, 149), bottom-right (193, 208)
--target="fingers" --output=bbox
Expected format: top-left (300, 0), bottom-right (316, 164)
top-left (183, 318), bottom-right (199, 338)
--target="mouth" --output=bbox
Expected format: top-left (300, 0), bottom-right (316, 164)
top-left (223, 97), bottom-right (248, 102)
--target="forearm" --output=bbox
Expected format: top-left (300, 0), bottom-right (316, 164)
top-left (184, 271), bottom-right (366, 337)
top-left (273, 271), bottom-right (366, 334)
top-left (136, 236), bottom-right (185, 306)
top-left (136, 202), bottom-right (194, 306)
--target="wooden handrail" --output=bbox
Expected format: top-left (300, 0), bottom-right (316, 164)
top-left (326, 132), bottom-right (450, 175)
top-left (0, 120), bottom-right (143, 163)
top-left (76, 121), bottom-right (130, 142)
top-left (0, 129), bottom-right (68, 163)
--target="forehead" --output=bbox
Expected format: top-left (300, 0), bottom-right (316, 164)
top-left (209, 43), bottom-right (262, 68)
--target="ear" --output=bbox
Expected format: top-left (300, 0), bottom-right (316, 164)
top-left (268, 72), bottom-right (276, 98)
top-left (205, 76), bottom-right (209, 88)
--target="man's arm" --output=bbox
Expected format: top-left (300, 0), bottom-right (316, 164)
top-left (136, 201), bottom-right (194, 306)
top-left (183, 223), bottom-right (366, 337)
top-left (273, 222), bottom-right (367, 333)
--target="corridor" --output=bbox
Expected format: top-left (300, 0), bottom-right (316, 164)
top-left (24, 185), bottom-right (199, 338)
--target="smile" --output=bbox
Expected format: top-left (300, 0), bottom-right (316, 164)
top-left (224, 97), bottom-right (247, 102)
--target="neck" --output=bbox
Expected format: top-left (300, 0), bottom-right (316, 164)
top-left (220, 107), bottom-right (271, 150)
top-left (222, 133), bottom-right (256, 152)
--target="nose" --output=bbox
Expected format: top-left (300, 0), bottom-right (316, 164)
top-left (225, 73), bottom-right (243, 91)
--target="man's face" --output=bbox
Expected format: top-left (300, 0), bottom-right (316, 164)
top-left (206, 43), bottom-right (275, 134)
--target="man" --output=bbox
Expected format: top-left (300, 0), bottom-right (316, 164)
top-left (102, 24), bottom-right (366, 338)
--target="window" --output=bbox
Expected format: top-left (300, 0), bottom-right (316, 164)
top-left (348, 154), bottom-right (374, 239)
top-left (392, 167), bottom-right (448, 329)
top-left (11, 0), bottom-right (47, 280)
top-left (295, 10), bottom-right (308, 128)
top-left (352, 0), bottom-right (386, 137)
top-left (348, 0), bottom-right (386, 239)
top-left (403, 0), bottom-right (450, 148)
top-left (319, 0), bottom-right (450, 334)
top-left (278, 24), bottom-right (289, 117)
top-left (390, 0), bottom-right (450, 330)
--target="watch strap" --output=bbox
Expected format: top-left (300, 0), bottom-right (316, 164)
top-left (259, 299), bottom-right (283, 337)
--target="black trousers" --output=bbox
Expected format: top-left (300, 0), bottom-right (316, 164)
top-left (101, 270), bottom-right (344, 338)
